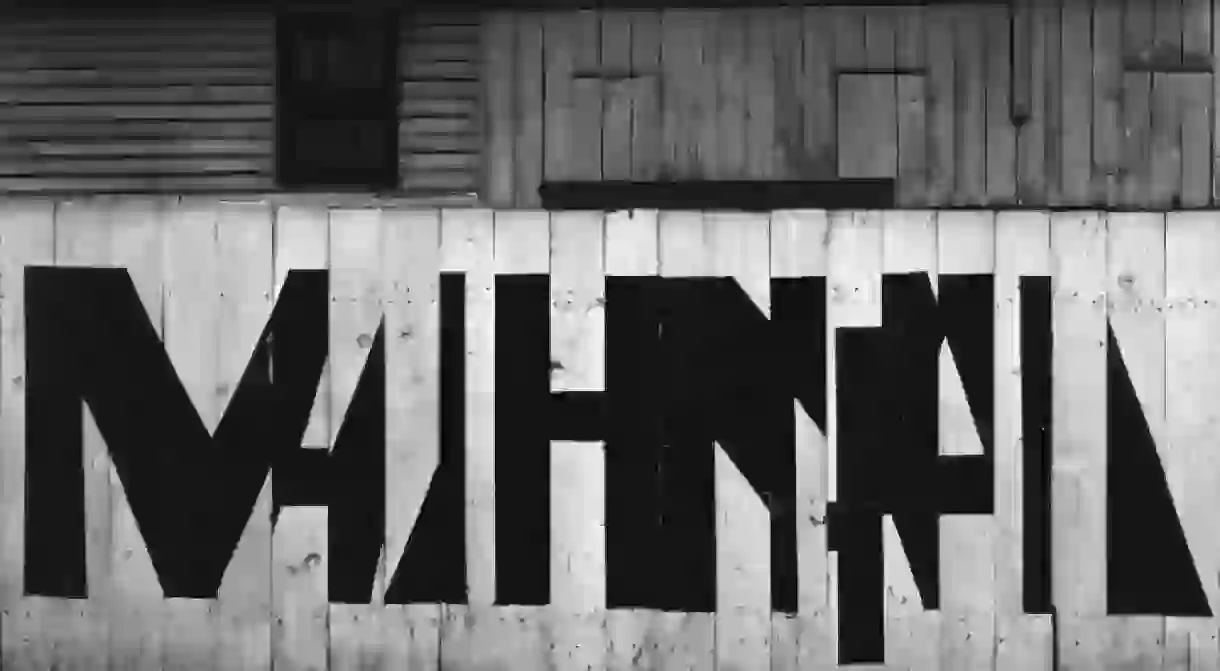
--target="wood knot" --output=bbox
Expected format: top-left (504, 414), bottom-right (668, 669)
top-left (356, 333), bottom-right (373, 348)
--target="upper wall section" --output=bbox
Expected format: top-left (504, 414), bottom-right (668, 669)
top-left (482, 2), bottom-right (1218, 210)
top-left (0, 11), bottom-right (482, 198)
top-left (0, 13), bottom-right (277, 193)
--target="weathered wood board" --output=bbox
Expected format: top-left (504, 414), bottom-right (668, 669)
top-left (0, 201), bottom-right (1218, 669)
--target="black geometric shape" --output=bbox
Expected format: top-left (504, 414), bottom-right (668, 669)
top-left (24, 267), bottom-right (327, 599)
top-left (830, 271), bottom-right (994, 665)
top-left (1020, 276), bottom-right (1053, 615)
top-left (1107, 323), bottom-right (1211, 616)
top-left (385, 272), bottom-right (468, 604)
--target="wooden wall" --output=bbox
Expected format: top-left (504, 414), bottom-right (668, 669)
top-left (0, 13), bottom-right (277, 193)
top-left (2, 198), bottom-right (1220, 668)
top-left (0, 11), bottom-right (482, 197)
top-left (482, 1), bottom-right (1219, 210)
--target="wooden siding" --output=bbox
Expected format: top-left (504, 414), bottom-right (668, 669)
top-left (0, 14), bottom-right (276, 193)
top-left (482, 2), bottom-right (1220, 210)
top-left (400, 12), bottom-right (482, 198)
top-left (4, 200), bottom-right (1220, 669)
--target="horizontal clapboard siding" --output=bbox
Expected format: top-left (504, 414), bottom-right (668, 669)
top-left (0, 12), bottom-right (275, 194)
top-left (398, 12), bottom-right (482, 197)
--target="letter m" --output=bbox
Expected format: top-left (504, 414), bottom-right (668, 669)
top-left (23, 266), bottom-right (328, 599)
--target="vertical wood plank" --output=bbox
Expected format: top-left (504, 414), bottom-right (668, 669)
top-left (660, 10), bottom-right (703, 178)
top-left (894, 5), bottom-right (926, 207)
top-left (1214, 0), bottom-right (1220, 203)
top-left (954, 7), bottom-right (987, 205)
top-left (833, 7), bottom-right (866, 71)
top-left (925, 7), bottom-right (956, 206)
top-left (1043, 0), bottom-right (1063, 206)
top-left (490, 209), bottom-right (552, 671)
top-left (603, 207), bottom-right (657, 671)
top-left (76, 200), bottom-right (166, 671)
top-left (545, 12), bottom-right (576, 184)
top-left (826, 210), bottom-right (882, 670)
top-left (515, 13), bottom-right (544, 208)
top-left (629, 10), bottom-right (661, 182)
top-left (652, 210), bottom-right (715, 671)
top-left (571, 11), bottom-right (603, 182)
top-left (548, 211), bottom-right (607, 671)
top-left (1050, 211), bottom-right (1108, 669)
top-left (161, 200), bottom-right (222, 671)
top-left (1150, 73), bottom-right (1182, 209)
top-left (770, 210), bottom-right (833, 671)
top-left (1155, 0), bottom-right (1183, 68)
top-left (837, 74), bottom-right (897, 179)
top-left (1093, 1), bottom-right (1124, 206)
top-left (382, 208), bottom-right (442, 599)
top-left (485, 12), bottom-right (516, 208)
top-left (326, 209), bottom-right (386, 667)
top-left (1165, 212), bottom-right (1220, 664)
top-left (707, 212), bottom-right (771, 671)
top-left (381, 207), bottom-right (443, 671)
top-left (897, 75), bottom-right (928, 208)
top-left (31, 202), bottom-right (112, 671)
top-left (1017, 0), bottom-right (1048, 205)
top-left (773, 8), bottom-right (801, 178)
top-left (1177, 73), bottom-right (1212, 208)
top-left (272, 507), bottom-right (329, 671)
top-left (273, 206), bottom-right (330, 448)
top-left (894, 6), bottom-right (925, 72)
top-left (880, 210), bottom-right (940, 671)
top-left (1122, 72), bottom-right (1154, 208)
top-left (799, 7), bottom-right (837, 180)
top-left (0, 201), bottom-right (53, 623)
top-left (693, 11), bottom-right (720, 179)
top-left (745, 10), bottom-right (775, 179)
top-left (1107, 214), bottom-right (1170, 671)
top-left (214, 202), bottom-right (274, 671)
top-left (714, 11), bottom-right (747, 180)
top-left (438, 208), bottom-right (497, 671)
top-left (1182, 0), bottom-right (1210, 65)
top-left (1012, 0), bottom-right (1034, 124)
top-left (863, 8), bottom-right (895, 71)
top-left (993, 211), bottom-right (1054, 671)
top-left (937, 212), bottom-right (997, 671)
top-left (602, 12), bottom-right (633, 182)
top-left (1061, 0), bottom-right (1094, 206)
top-left (986, 6), bottom-right (1017, 205)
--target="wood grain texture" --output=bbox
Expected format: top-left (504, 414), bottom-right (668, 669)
top-left (17, 200), bottom-right (1220, 671)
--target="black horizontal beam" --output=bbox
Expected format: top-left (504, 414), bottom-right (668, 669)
top-left (539, 179), bottom-right (896, 212)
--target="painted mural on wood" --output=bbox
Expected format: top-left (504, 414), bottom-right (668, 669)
top-left (4, 202), bottom-right (1220, 670)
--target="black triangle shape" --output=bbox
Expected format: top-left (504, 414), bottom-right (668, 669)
top-left (1107, 323), bottom-right (1210, 616)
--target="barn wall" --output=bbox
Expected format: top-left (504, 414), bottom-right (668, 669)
top-left (0, 12), bottom-right (277, 193)
top-left (2, 199), bottom-right (1220, 669)
top-left (400, 12), bottom-right (484, 198)
top-left (0, 11), bottom-right (483, 198)
top-left (482, 2), bottom-right (1218, 210)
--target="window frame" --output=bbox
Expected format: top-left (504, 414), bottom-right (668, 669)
top-left (274, 8), bottom-right (401, 192)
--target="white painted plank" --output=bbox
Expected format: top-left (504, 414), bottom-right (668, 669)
top-left (1050, 211), bottom-right (1108, 671)
top-left (271, 507), bottom-right (328, 671)
top-left (549, 210), bottom-right (607, 671)
top-left (708, 211), bottom-right (771, 671)
top-left (993, 210), bottom-right (1053, 671)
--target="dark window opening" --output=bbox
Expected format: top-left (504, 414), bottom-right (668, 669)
top-left (276, 10), bottom-right (400, 191)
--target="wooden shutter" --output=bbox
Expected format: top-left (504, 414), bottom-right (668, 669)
top-left (398, 12), bottom-right (482, 198)
top-left (0, 12), bottom-right (274, 194)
